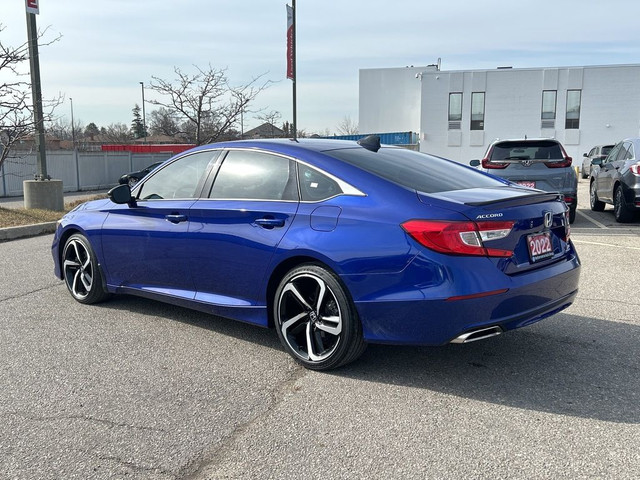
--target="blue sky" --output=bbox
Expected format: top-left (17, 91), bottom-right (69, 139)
top-left (3, 0), bottom-right (640, 134)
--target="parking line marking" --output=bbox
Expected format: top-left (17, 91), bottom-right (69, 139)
top-left (572, 239), bottom-right (640, 250)
top-left (576, 209), bottom-right (609, 229)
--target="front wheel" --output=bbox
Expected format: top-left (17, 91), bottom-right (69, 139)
top-left (614, 186), bottom-right (634, 223)
top-left (62, 234), bottom-right (110, 304)
top-left (274, 264), bottom-right (366, 370)
top-left (590, 181), bottom-right (605, 212)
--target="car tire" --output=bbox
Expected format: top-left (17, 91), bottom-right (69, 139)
top-left (569, 205), bottom-right (576, 224)
top-left (62, 234), bottom-right (110, 304)
top-left (613, 186), bottom-right (634, 223)
top-left (274, 264), bottom-right (366, 371)
top-left (590, 181), bottom-right (605, 212)
top-left (581, 166), bottom-right (588, 179)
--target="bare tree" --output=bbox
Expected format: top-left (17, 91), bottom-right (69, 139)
top-left (255, 110), bottom-right (282, 137)
top-left (102, 123), bottom-right (132, 143)
top-left (147, 64), bottom-right (271, 145)
top-left (336, 115), bottom-right (359, 135)
top-left (0, 24), bottom-right (61, 170)
top-left (148, 107), bottom-right (181, 137)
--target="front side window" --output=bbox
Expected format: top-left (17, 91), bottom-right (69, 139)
top-left (448, 93), bottom-right (462, 129)
top-left (565, 90), bottom-right (581, 129)
top-left (470, 92), bottom-right (485, 131)
top-left (137, 151), bottom-right (215, 200)
top-left (209, 150), bottom-right (297, 201)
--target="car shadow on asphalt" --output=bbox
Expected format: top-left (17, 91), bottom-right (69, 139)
top-left (335, 313), bottom-right (639, 425)
top-left (99, 297), bottom-right (638, 425)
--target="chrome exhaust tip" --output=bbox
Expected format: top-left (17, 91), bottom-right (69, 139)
top-left (450, 326), bottom-right (503, 344)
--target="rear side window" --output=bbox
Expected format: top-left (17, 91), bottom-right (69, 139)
top-left (489, 141), bottom-right (563, 161)
top-left (327, 147), bottom-right (505, 193)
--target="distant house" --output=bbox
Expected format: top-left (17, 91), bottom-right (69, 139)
top-left (244, 122), bottom-right (285, 139)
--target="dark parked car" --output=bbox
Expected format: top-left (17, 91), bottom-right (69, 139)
top-left (470, 138), bottom-right (578, 223)
top-left (118, 161), bottom-right (164, 187)
top-left (52, 137), bottom-right (580, 370)
top-left (590, 138), bottom-right (640, 222)
top-left (581, 144), bottom-right (614, 179)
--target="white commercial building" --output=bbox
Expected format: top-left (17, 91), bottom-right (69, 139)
top-left (359, 63), bottom-right (640, 163)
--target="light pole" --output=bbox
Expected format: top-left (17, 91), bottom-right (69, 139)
top-left (69, 97), bottom-right (76, 148)
top-left (139, 81), bottom-right (147, 143)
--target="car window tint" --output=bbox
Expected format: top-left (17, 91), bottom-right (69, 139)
top-left (616, 145), bottom-right (629, 161)
top-left (298, 164), bottom-right (342, 201)
top-left (604, 144), bottom-right (621, 163)
top-left (137, 151), bottom-right (214, 200)
top-left (209, 150), bottom-right (298, 201)
top-left (490, 140), bottom-right (562, 160)
top-left (626, 144), bottom-right (634, 160)
top-left (327, 147), bottom-right (505, 193)
top-left (601, 145), bottom-right (613, 156)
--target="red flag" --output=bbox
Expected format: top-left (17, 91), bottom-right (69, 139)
top-left (286, 5), bottom-right (294, 80)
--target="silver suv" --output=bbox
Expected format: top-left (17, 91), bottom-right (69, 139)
top-left (471, 138), bottom-right (578, 223)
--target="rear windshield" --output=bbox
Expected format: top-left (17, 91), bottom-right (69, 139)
top-left (489, 140), bottom-right (563, 161)
top-left (325, 147), bottom-right (506, 193)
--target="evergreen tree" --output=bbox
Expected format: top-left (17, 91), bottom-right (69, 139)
top-left (131, 104), bottom-right (147, 139)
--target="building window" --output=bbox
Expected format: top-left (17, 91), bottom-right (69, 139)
top-left (565, 90), bottom-right (581, 129)
top-left (470, 92), bottom-right (485, 131)
top-left (541, 90), bottom-right (556, 128)
top-left (448, 92), bottom-right (462, 129)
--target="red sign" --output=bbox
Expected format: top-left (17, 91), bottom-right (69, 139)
top-left (286, 5), bottom-right (294, 80)
top-left (26, 0), bottom-right (39, 15)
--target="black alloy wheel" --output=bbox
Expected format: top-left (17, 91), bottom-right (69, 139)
top-left (274, 264), bottom-right (366, 370)
top-left (62, 234), bottom-right (110, 304)
top-left (590, 181), bottom-right (605, 212)
top-left (614, 186), bottom-right (634, 223)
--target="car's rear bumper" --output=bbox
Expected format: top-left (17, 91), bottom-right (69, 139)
top-left (350, 248), bottom-right (581, 346)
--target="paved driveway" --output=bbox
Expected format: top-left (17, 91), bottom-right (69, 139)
top-left (1, 178), bottom-right (639, 479)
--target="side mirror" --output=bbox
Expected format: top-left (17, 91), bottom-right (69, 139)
top-left (583, 153), bottom-right (588, 157)
top-left (469, 159), bottom-right (481, 167)
top-left (108, 184), bottom-right (136, 206)
top-left (591, 158), bottom-right (603, 167)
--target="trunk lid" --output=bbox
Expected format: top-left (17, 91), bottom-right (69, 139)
top-left (419, 187), bottom-right (571, 275)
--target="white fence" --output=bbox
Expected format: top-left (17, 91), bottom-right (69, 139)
top-left (0, 150), bottom-right (174, 197)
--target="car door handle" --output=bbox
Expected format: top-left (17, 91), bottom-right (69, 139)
top-left (165, 214), bottom-right (187, 224)
top-left (255, 217), bottom-right (285, 228)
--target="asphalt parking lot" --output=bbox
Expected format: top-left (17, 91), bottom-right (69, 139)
top-left (1, 178), bottom-right (639, 479)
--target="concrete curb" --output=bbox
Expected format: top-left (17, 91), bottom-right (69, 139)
top-left (0, 222), bottom-right (57, 243)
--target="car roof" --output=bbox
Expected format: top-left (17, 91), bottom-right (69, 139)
top-left (185, 138), bottom-right (370, 156)
top-left (490, 138), bottom-right (561, 144)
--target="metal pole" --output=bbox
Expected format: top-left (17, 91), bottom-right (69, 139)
top-left (140, 82), bottom-right (147, 143)
top-left (25, 11), bottom-right (48, 179)
top-left (292, 0), bottom-right (297, 141)
top-left (70, 97), bottom-right (76, 148)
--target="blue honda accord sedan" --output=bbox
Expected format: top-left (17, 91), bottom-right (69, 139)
top-left (52, 136), bottom-right (581, 370)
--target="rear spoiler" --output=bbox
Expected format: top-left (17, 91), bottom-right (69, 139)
top-left (465, 192), bottom-right (563, 208)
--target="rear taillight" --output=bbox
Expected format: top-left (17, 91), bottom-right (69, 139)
top-left (546, 145), bottom-right (573, 168)
top-left (481, 158), bottom-right (508, 169)
top-left (563, 195), bottom-right (575, 205)
top-left (401, 220), bottom-right (514, 257)
top-left (545, 156), bottom-right (572, 168)
top-left (630, 163), bottom-right (640, 175)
